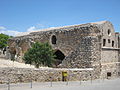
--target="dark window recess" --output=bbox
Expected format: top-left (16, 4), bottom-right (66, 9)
top-left (112, 41), bottom-right (114, 47)
top-left (107, 72), bottom-right (112, 77)
top-left (108, 29), bottom-right (111, 36)
top-left (118, 72), bottom-right (120, 76)
top-left (118, 37), bottom-right (120, 48)
top-left (52, 35), bottom-right (57, 44)
top-left (108, 39), bottom-right (110, 43)
top-left (103, 39), bottom-right (106, 46)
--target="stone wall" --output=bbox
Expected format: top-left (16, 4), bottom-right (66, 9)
top-left (7, 21), bottom-right (120, 81)
top-left (8, 22), bottom-right (101, 68)
top-left (100, 63), bottom-right (119, 79)
top-left (100, 49), bottom-right (120, 79)
top-left (0, 68), bottom-right (94, 84)
top-left (99, 21), bottom-right (120, 79)
top-left (61, 36), bottom-right (101, 68)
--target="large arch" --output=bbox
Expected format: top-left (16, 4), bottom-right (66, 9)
top-left (54, 50), bottom-right (65, 66)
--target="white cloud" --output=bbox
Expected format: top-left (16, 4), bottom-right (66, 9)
top-left (0, 26), bottom-right (39, 36)
top-left (0, 26), bottom-right (6, 30)
top-left (0, 23), bottom-right (53, 36)
top-left (26, 23), bottom-right (55, 32)
top-left (0, 26), bottom-right (22, 36)
top-left (27, 26), bottom-right (37, 32)
top-left (37, 24), bottom-right (46, 28)
top-left (26, 25), bottom-right (44, 32)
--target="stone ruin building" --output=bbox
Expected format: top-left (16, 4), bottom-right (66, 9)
top-left (8, 21), bottom-right (120, 78)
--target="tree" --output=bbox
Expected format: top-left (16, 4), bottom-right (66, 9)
top-left (23, 42), bottom-right (55, 68)
top-left (0, 33), bottom-right (12, 49)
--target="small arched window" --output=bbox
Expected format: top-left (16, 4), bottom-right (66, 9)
top-left (108, 29), bottom-right (111, 36)
top-left (52, 35), bottom-right (57, 44)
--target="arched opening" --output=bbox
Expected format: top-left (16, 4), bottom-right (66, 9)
top-left (54, 50), bottom-right (65, 66)
top-left (108, 29), bottom-right (111, 36)
top-left (52, 35), bottom-right (57, 44)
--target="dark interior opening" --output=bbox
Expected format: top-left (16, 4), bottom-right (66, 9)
top-left (52, 35), bottom-right (57, 44)
top-left (107, 72), bottom-right (112, 77)
top-left (54, 50), bottom-right (65, 65)
top-left (108, 39), bottom-right (110, 43)
top-left (112, 41), bottom-right (114, 47)
top-left (118, 72), bottom-right (120, 76)
top-left (3, 47), bottom-right (6, 54)
top-left (108, 29), bottom-right (111, 35)
top-left (103, 39), bottom-right (106, 46)
top-left (118, 37), bottom-right (120, 48)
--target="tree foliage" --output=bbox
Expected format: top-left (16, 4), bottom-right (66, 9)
top-left (23, 42), bottom-right (55, 68)
top-left (0, 33), bottom-right (12, 49)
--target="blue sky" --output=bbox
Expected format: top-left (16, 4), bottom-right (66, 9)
top-left (0, 0), bottom-right (120, 36)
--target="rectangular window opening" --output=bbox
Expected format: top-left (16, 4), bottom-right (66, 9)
top-left (108, 39), bottom-right (110, 43)
top-left (112, 41), bottom-right (114, 47)
top-left (107, 72), bottom-right (111, 77)
top-left (103, 39), bottom-right (106, 46)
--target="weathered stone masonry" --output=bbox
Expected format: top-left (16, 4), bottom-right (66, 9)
top-left (7, 21), bottom-right (120, 80)
top-left (0, 68), bottom-right (93, 84)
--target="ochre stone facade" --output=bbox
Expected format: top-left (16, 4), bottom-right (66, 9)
top-left (8, 21), bottom-right (120, 79)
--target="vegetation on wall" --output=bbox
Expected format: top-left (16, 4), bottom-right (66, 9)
top-left (23, 42), bottom-right (55, 68)
top-left (0, 33), bottom-right (12, 49)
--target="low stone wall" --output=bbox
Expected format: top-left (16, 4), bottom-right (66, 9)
top-left (100, 62), bottom-right (120, 79)
top-left (0, 68), bottom-right (94, 84)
